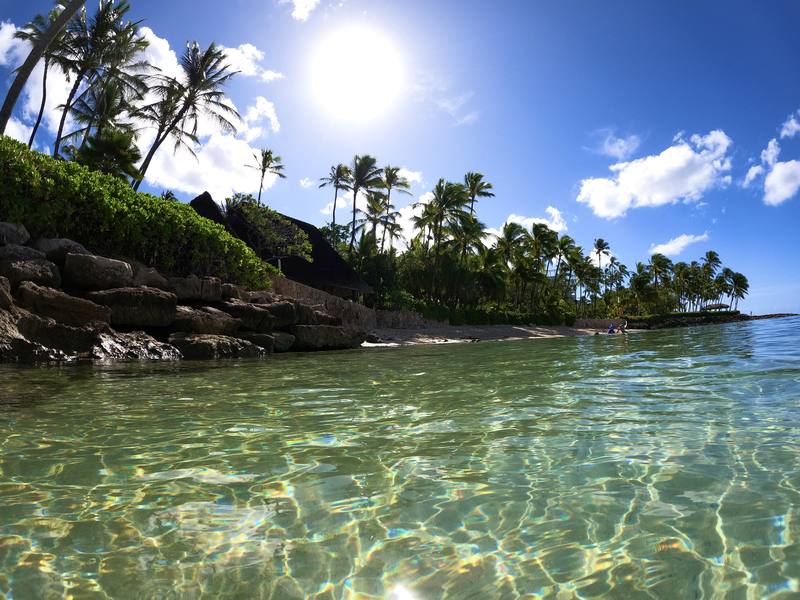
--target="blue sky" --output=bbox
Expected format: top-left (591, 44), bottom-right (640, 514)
top-left (1, 0), bottom-right (799, 313)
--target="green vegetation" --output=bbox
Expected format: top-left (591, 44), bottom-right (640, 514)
top-left (322, 158), bottom-right (750, 324)
top-left (0, 137), bottom-right (273, 287)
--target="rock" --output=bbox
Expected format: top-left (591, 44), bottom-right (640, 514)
top-left (168, 333), bottom-right (263, 360)
top-left (15, 281), bottom-right (111, 326)
top-left (0, 276), bottom-right (12, 310)
top-left (168, 275), bottom-right (222, 302)
top-left (0, 244), bottom-right (45, 262)
top-left (0, 259), bottom-right (61, 288)
top-left (92, 331), bottom-right (181, 361)
top-left (131, 262), bottom-right (169, 290)
top-left (271, 331), bottom-right (295, 353)
top-left (16, 312), bottom-right (105, 354)
top-left (63, 253), bottom-right (133, 291)
top-left (294, 301), bottom-right (318, 325)
top-left (30, 238), bottom-right (89, 265)
top-left (219, 300), bottom-right (275, 332)
top-left (262, 301), bottom-right (297, 329)
top-left (236, 332), bottom-right (274, 353)
top-left (86, 287), bottom-right (177, 328)
top-left (290, 325), bottom-right (365, 351)
top-left (249, 290), bottom-right (279, 304)
top-left (365, 333), bottom-right (381, 343)
top-left (0, 222), bottom-right (30, 246)
top-left (0, 307), bottom-right (69, 362)
top-left (221, 283), bottom-right (249, 301)
top-left (172, 305), bottom-right (240, 335)
top-left (314, 310), bottom-right (341, 326)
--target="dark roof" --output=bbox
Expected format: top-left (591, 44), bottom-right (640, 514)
top-left (188, 192), bottom-right (371, 294)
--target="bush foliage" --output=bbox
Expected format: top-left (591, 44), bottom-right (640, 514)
top-left (0, 137), bottom-right (274, 288)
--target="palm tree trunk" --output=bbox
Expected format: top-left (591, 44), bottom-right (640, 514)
top-left (0, 0), bottom-right (84, 136)
top-left (257, 173), bottom-right (264, 205)
top-left (28, 59), bottom-right (49, 148)
top-left (134, 103), bottom-right (190, 190)
top-left (380, 189), bottom-right (391, 254)
top-left (53, 71), bottom-right (85, 157)
top-left (348, 187), bottom-right (358, 255)
top-left (331, 186), bottom-right (338, 228)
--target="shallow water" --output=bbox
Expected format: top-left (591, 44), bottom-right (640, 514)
top-left (1, 317), bottom-right (799, 599)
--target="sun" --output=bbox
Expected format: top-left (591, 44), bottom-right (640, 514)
top-left (310, 26), bottom-right (405, 122)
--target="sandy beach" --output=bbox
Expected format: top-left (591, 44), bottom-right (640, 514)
top-left (365, 323), bottom-right (608, 346)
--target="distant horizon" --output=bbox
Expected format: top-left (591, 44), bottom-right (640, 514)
top-left (2, 0), bottom-right (799, 314)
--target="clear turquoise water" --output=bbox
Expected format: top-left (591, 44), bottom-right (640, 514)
top-left (1, 317), bottom-right (799, 599)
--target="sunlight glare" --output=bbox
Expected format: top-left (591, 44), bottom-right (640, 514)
top-left (310, 26), bottom-right (405, 122)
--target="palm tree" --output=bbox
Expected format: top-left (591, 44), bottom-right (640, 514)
top-left (379, 166), bottom-right (411, 253)
top-left (73, 127), bottom-right (141, 179)
top-left (356, 191), bottom-right (387, 244)
top-left (730, 272), bottom-right (749, 310)
top-left (133, 42), bottom-right (239, 190)
top-left (319, 164), bottom-right (352, 228)
top-left (464, 171), bottom-right (494, 215)
top-left (348, 155), bottom-right (383, 254)
top-left (248, 149), bottom-right (285, 204)
top-left (0, 0), bottom-right (85, 136)
top-left (593, 238), bottom-right (610, 270)
top-left (649, 253), bottom-right (673, 289)
top-left (12, 6), bottom-right (71, 148)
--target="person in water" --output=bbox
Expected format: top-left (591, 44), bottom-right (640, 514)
top-left (607, 323), bottom-right (617, 334)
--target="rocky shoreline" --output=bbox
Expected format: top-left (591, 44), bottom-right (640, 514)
top-left (0, 222), bottom-right (365, 363)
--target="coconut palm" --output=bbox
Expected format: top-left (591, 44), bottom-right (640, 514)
top-left (464, 171), bottom-right (494, 215)
top-left (319, 163), bottom-right (352, 228)
top-left (730, 272), bottom-right (749, 310)
top-left (0, 0), bottom-right (85, 136)
top-left (133, 41), bottom-right (239, 190)
top-left (347, 155), bottom-right (383, 254)
top-left (12, 6), bottom-right (72, 148)
top-left (73, 127), bottom-right (141, 179)
top-left (247, 149), bottom-right (286, 205)
top-left (593, 238), bottom-right (610, 270)
top-left (379, 166), bottom-right (411, 253)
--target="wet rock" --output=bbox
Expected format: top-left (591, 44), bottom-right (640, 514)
top-left (63, 253), bottom-right (133, 291)
top-left (262, 301), bottom-right (297, 329)
top-left (86, 287), bottom-right (177, 328)
top-left (0, 259), bottom-right (61, 288)
top-left (219, 300), bottom-right (275, 332)
top-left (169, 275), bottom-right (222, 302)
top-left (271, 331), bottom-right (295, 353)
top-left (0, 276), bottom-right (12, 310)
top-left (0, 307), bottom-right (70, 362)
top-left (15, 281), bottom-right (111, 326)
top-left (221, 283), bottom-right (249, 301)
top-left (0, 244), bottom-right (45, 262)
top-left (290, 325), bottom-right (365, 351)
top-left (0, 222), bottom-right (30, 246)
top-left (16, 312), bottom-right (106, 354)
top-left (168, 333), bottom-right (263, 360)
top-left (92, 331), bottom-right (181, 361)
top-left (30, 238), bottom-right (89, 265)
top-left (173, 305), bottom-right (240, 335)
top-left (235, 332), bottom-right (274, 353)
top-left (131, 262), bottom-right (169, 290)
top-left (365, 333), bottom-right (381, 343)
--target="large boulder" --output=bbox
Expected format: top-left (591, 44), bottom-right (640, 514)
top-left (0, 276), bottom-right (12, 310)
top-left (0, 222), bottom-right (30, 246)
top-left (262, 301), bottom-right (297, 329)
top-left (16, 312), bottom-right (105, 354)
top-left (249, 290), bottom-right (279, 304)
top-left (92, 331), bottom-right (181, 361)
top-left (0, 307), bottom-right (69, 362)
top-left (30, 238), bottom-right (89, 265)
top-left (172, 305), bottom-right (240, 335)
top-left (63, 253), bottom-right (133, 290)
top-left (235, 332), bottom-right (274, 353)
top-left (0, 259), bottom-right (61, 288)
top-left (86, 287), bottom-right (177, 328)
top-left (168, 333), bottom-right (263, 360)
top-left (168, 275), bottom-right (222, 302)
top-left (314, 310), bottom-right (341, 326)
top-left (131, 262), bottom-right (169, 290)
top-left (15, 281), bottom-right (111, 326)
top-left (272, 331), bottom-right (295, 353)
top-left (219, 300), bottom-right (275, 332)
top-left (0, 245), bottom-right (45, 262)
top-left (290, 325), bottom-right (365, 351)
top-left (221, 283), bottom-right (249, 301)
top-left (293, 301), bottom-right (318, 325)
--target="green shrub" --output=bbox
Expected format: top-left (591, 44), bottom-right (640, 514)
top-left (0, 136), bottom-right (274, 288)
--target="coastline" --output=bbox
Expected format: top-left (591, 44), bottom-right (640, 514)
top-left (365, 323), bottom-right (608, 346)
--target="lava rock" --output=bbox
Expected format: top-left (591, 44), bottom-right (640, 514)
top-left (314, 310), bottom-right (341, 326)
top-left (172, 305), bottom-right (240, 336)
top-left (0, 259), bottom-right (61, 288)
top-left (15, 281), bottom-right (111, 326)
top-left (249, 290), bottom-right (279, 304)
top-left (131, 262), bottom-right (169, 290)
top-left (168, 275), bottom-right (222, 302)
top-left (0, 307), bottom-right (70, 362)
top-left (30, 238), bottom-right (89, 265)
top-left (221, 283), bottom-right (249, 301)
top-left (86, 287), bottom-right (177, 328)
top-left (16, 312), bottom-right (106, 354)
top-left (0, 276), bottom-right (12, 310)
top-left (219, 300), bottom-right (276, 332)
top-left (0, 222), bottom-right (30, 246)
top-left (0, 244), bottom-right (45, 262)
top-left (271, 331), bottom-right (296, 353)
top-left (293, 301), bottom-right (318, 325)
top-left (263, 301), bottom-right (297, 329)
top-left (63, 253), bottom-right (133, 291)
top-left (235, 332), bottom-right (274, 353)
top-left (92, 331), bottom-right (182, 361)
top-left (168, 333), bottom-right (263, 360)
top-left (290, 325), bottom-right (365, 351)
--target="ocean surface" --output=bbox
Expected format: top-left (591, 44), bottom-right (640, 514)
top-left (1, 317), bottom-right (799, 599)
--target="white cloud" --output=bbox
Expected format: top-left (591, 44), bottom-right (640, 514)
top-left (506, 206), bottom-right (568, 233)
top-left (0, 21), bottom-right (22, 66)
top-left (398, 167), bottom-right (423, 186)
top-left (761, 138), bottom-right (780, 166)
top-left (743, 164), bottom-right (764, 188)
top-left (434, 91), bottom-right (479, 126)
top-left (242, 96), bottom-right (280, 137)
top-left (140, 26), bottom-right (181, 79)
top-left (764, 160), bottom-right (800, 206)
top-left (780, 110), bottom-right (800, 139)
top-left (589, 129), bottom-right (641, 160)
top-left (282, 0), bottom-right (321, 21)
top-left (219, 42), bottom-right (284, 82)
top-left (5, 116), bottom-right (31, 143)
top-left (649, 232), bottom-right (710, 257)
top-left (393, 191), bottom-right (434, 248)
top-left (299, 177), bottom-right (313, 188)
top-left (576, 130), bottom-right (733, 219)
